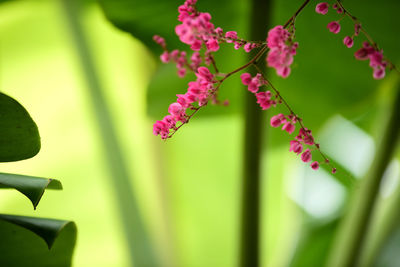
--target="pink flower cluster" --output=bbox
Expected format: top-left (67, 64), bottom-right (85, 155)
top-left (241, 73), bottom-right (278, 110)
top-left (270, 113), bottom-right (296, 134)
top-left (153, 66), bottom-right (216, 139)
top-left (354, 42), bottom-right (386, 79)
top-left (155, 0), bottom-right (264, 77)
top-left (269, 112), bottom-right (320, 170)
top-left (289, 128), bottom-right (319, 170)
top-left (157, 45), bottom-right (202, 78)
top-left (266, 25), bottom-right (298, 78)
top-left (176, 0), bottom-right (261, 54)
top-left (316, 2), bottom-right (387, 79)
top-left (316, 2), bottom-right (343, 15)
top-left (224, 31), bottom-right (260, 52)
top-left (152, 0), bottom-right (341, 173)
top-left (240, 73), bottom-right (320, 171)
top-left (175, 0), bottom-right (219, 52)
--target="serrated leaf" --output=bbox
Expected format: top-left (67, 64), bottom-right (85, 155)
top-left (0, 173), bottom-right (62, 209)
top-left (0, 92), bottom-right (40, 162)
top-left (0, 214), bottom-right (76, 267)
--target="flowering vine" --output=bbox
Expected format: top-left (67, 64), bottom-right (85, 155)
top-left (316, 1), bottom-right (400, 79)
top-left (151, 0), bottom-right (398, 173)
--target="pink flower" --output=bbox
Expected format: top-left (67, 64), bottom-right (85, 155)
top-left (225, 31), bottom-right (237, 43)
top-left (215, 27), bottom-right (223, 35)
top-left (354, 42), bottom-right (387, 79)
top-left (234, 42), bottom-right (243, 50)
top-left (315, 2), bottom-right (329, 15)
top-left (241, 73), bottom-right (264, 93)
top-left (289, 140), bottom-right (303, 155)
top-left (354, 48), bottom-right (370, 60)
top-left (277, 66), bottom-right (291, 78)
top-left (267, 26), bottom-right (289, 49)
top-left (270, 114), bottom-right (286, 127)
top-left (369, 51), bottom-right (384, 67)
top-left (301, 149), bottom-right (312, 163)
top-left (244, 43), bottom-right (252, 52)
top-left (170, 50), bottom-right (180, 60)
top-left (240, 73), bottom-right (252, 85)
top-left (153, 35), bottom-right (166, 48)
top-left (153, 120), bottom-right (166, 135)
top-left (282, 121), bottom-right (295, 134)
top-left (311, 161), bottom-right (319, 170)
top-left (266, 26), bottom-right (297, 78)
top-left (343, 36), bottom-right (354, 48)
top-left (373, 67), bottom-right (385, 79)
top-left (168, 102), bottom-right (184, 117)
top-left (190, 39), bottom-right (202, 51)
top-left (190, 52), bottom-right (202, 69)
top-left (160, 51), bottom-right (170, 63)
top-left (176, 94), bottom-right (192, 108)
top-left (255, 91), bottom-right (274, 110)
top-left (296, 128), bottom-right (314, 145)
top-left (153, 120), bottom-right (170, 139)
top-left (196, 67), bottom-right (214, 81)
top-left (327, 21), bottom-right (341, 34)
top-left (206, 39), bottom-right (219, 52)
top-left (248, 82), bottom-right (259, 93)
top-left (177, 68), bottom-right (186, 78)
top-left (162, 115), bottom-right (176, 129)
top-left (332, 168), bottom-right (337, 174)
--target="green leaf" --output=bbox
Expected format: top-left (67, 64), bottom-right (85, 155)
top-left (290, 219), bottom-right (339, 267)
top-left (98, 0), bottom-right (248, 51)
top-left (0, 173), bottom-right (62, 209)
top-left (0, 214), bottom-right (76, 267)
top-left (0, 92), bottom-right (40, 162)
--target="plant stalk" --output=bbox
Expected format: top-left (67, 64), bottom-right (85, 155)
top-left (326, 81), bottom-right (400, 267)
top-left (60, 1), bottom-right (159, 266)
top-left (239, 0), bottom-right (271, 266)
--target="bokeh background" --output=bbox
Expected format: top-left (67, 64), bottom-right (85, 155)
top-left (0, 0), bottom-right (399, 266)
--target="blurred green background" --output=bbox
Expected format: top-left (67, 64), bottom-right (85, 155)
top-left (0, 0), bottom-right (399, 266)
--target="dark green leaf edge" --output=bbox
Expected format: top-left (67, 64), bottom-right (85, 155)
top-left (0, 172), bottom-right (62, 210)
top-left (0, 214), bottom-right (76, 249)
top-left (0, 92), bottom-right (41, 162)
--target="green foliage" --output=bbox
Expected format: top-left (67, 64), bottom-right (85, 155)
top-left (290, 220), bottom-right (338, 267)
top-left (0, 215), bottom-right (76, 267)
top-left (0, 172), bottom-right (62, 209)
top-left (0, 92), bottom-right (40, 162)
top-left (0, 93), bottom-right (76, 266)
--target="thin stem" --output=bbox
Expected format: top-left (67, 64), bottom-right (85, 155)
top-left (252, 64), bottom-right (335, 170)
top-left (209, 53), bottom-right (219, 73)
top-left (60, 1), bottom-right (159, 266)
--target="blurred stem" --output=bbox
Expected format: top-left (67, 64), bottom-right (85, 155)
top-left (358, 146), bottom-right (400, 267)
top-left (239, 0), bottom-right (271, 266)
top-left (326, 81), bottom-right (400, 267)
top-left (60, 1), bottom-right (159, 266)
